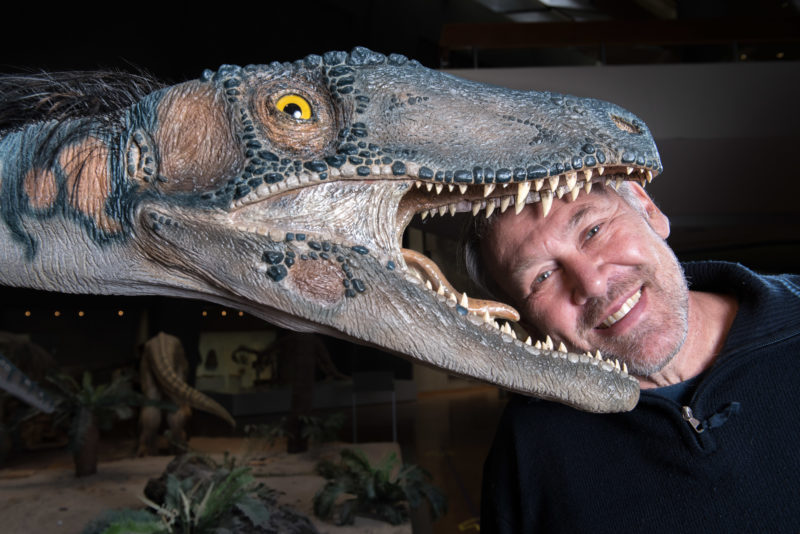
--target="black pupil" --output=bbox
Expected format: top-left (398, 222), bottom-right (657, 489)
top-left (283, 103), bottom-right (302, 116)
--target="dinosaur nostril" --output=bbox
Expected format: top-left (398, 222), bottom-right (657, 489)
top-left (610, 114), bottom-right (641, 134)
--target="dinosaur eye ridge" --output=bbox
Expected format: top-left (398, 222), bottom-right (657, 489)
top-left (276, 94), bottom-right (312, 120)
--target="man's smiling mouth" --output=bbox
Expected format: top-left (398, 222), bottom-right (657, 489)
top-left (599, 288), bottom-right (642, 328)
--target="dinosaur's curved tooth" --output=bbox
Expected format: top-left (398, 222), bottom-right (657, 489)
top-left (421, 210), bottom-right (429, 220)
top-left (483, 311), bottom-right (492, 323)
top-left (525, 336), bottom-right (532, 345)
top-left (548, 176), bottom-right (560, 191)
top-left (604, 177), bottom-right (613, 188)
top-left (484, 184), bottom-right (495, 197)
top-left (448, 203), bottom-right (457, 216)
top-left (499, 196), bottom-right (511, 213)
top-left (425, 280), bottom-right (433, 290)
top-left (595, 350), bottom-right (602, 360)
top-left (566, 172), bottom-right (577, 190)
top-left (615, 177), bottom-right (624, 190)
top-left (448, 184), bottom-right (454, 192)
top-left (540, 190), bottom-right (553, 217)
top-left (426, 183), bottom-right (433, 192)
top-left (570, 186), bottom-right (581, 201)
top-left (472, 201), bottom-right (482, 216)
top-left (556, 187), bottom-right (565, 199)
top-left (438, 284), bottom-right (446, 295)
top-left (533, 178), bottom-right (543, 191)
top-left (545, 335), bottom-right (553, 350)
top-left (584, 179), bottom-right (593, 194)
top-left (646, 169), bottom-right (653, 182)
top-left (438, 205), bottom-right (447, 216)
top-left (558, 342), bottom-right (567, 353)
top-left (460, 292), bottom-right (469, 307)
top-left (535, 340), bottom-right (542, 349)
top-left (511, 328), bottom-right (517, 339)
top-left (459, 184), bottom-right (468, 194)
top-left (638, 177), bottom-right (647, 187)
top-left (516, 181), bottom-right (531, 214)
top-left (626, 167), bottom-right (634, 175)
top-left (485, 201), bottom-right (496, 218)
top-left (615, 359), bottom-right (621, 371)
top-left (448, 292), bottom-right (457, 304)
top-left (435, 183), bottom-right (444, 194)
top-left (598, 166), bottom-right (605, 175)
top-left (584, 169), bottom-right (593, 181)
top-left (415, 181), bottom-right (423, 188)
top-left (622, 362), bottom-right (629, 374)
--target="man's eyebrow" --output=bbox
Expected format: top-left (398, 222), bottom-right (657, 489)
top-left (567, 205), bottom-right (594, 233)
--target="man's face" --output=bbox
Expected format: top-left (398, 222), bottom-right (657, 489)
top-left (481, 184), bottom-right (689, 376)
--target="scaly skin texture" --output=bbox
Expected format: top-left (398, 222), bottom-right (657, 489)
top-left (0, 47), bottom-right (662, 412)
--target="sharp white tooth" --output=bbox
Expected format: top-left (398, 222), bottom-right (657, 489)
top-left (525, 336), bottom-right (532, 345)
top-left (545, 335), bottom-right (553, 350)
top-left (502, 183), bottom-right (509, 188)
top-left (448, 292), bottom-right (457, 304)
top-left (535, 340), bottom-right (543, 349)
top-left (493, 320), bottom-right (500, 330)
top-left (615, 359), bottom-right (621, 371)
top-left (556, 187), bottom-right (565, 199)
top-left (615, 177), bottom-right (624, 190)
top-left (646, 170), bottom-right (653, 183)
top-left (448, 184), bottom-right (454, 192)
top-left (438, 205), bottom-right (447, 216)
top-left (595, 350), bottom-right (602, 360)
top-left (483, 311), bottom-right (491, 323)
top-left (460, 292), bottom-right (469, 307)
top-left (626, 167), bottom-right (634, 175)
top-left (558, 342), bottom-right (567, 353)
top-left (638, 177), bottom-right (647, 187)
top-left (449, 204), bottom-right (457, 216)
top-left (438, 284), bottom-right (446, 295)
top-left (415, 181), bottom-right (422, 188)
top-left (598, 166), bottom-right (605, 175)
top-left (426, 183), bottom-right (433, 192)
top-left (548, 176), bottom-right (560, 191)
top-left (540, 190), bottom-right (553, 217)
top-left (500, 196), bottom-right (511, 213)
top-left (584, 169), bottom-right (593, 181)
top-left (459, 184), bottom-right (468, 194)
top-left (584, 180), bottom-right (593, 194)
top-left (623, 362), bottom-right (629, 374)
top-left (533, 179), bottom-right (543, 191)
top-left (425, 280), bottom-right (432, 290)
top-left (570, 186), bottom-right (580, 201)
top-left (472, 202), bottom-right (482, 216)
top-left (435, 183), bottom-right (443, 194)
top-left (566, 173), bottom-right (577, 190)
top-left (516, 181), bottom-right (531, 214)
top-left (605, 177), bottom-right (613, 188)
top-left (511, 329), bottom-right (517, 340)
top-left (484, 184), bottom-right (495, 197)
top-left (421, 211), bottom-right (429, 220)
top-left (485, 201), bottom-right (496, 218)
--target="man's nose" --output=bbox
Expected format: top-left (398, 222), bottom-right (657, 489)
top-left (568, 258), bottom-right (608, 305)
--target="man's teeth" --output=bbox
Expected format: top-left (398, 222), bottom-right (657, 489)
top-left (600, 289), bottom-right (642, 328)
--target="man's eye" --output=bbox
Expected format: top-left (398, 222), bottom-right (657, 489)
top-left (586, 225), bottom-right (601, 240)
top-left (534, 270), bottom-right (552, 284)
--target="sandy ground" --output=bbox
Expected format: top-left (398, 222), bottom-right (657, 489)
top-left (0, 437), bottom-right (411, 534)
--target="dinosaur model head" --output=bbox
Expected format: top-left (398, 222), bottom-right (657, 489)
top-left (0, 47), bottom-right (661, 412)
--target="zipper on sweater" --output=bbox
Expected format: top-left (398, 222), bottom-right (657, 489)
top-left (681, 406), bottom-right (704, 433)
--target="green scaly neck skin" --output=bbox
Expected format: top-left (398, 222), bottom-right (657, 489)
top-left (0, 47), bottom-right (664, 412)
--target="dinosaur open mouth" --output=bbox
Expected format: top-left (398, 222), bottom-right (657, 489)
top-left (396, 163), bottom-right (653, 359)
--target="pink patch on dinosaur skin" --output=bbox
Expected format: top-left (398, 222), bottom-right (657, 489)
top-left (60, 136), bottom-right (121, 234)
top-left (290, 259), bottom-right (346, 305)
top-left (154, 82), bottom-right (242, 193)
top-left (23, 167), bottom-right (58, 210)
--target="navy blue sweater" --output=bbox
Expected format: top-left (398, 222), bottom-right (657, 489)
top-left (481, 262), bottom-right (800, 533)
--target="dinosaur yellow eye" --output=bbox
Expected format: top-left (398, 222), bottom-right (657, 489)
top-left (276, 94), bottom-right (312, 120)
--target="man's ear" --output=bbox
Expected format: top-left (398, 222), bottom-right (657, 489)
top-left (629, 183), bottom-right (670, 238)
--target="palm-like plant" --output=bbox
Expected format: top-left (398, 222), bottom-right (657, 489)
top-left (47, 370), bottom-right (140, 476)
top-left (313, 448), bottom-right (447, 525)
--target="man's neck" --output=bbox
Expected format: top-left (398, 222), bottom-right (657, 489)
top-left (638, 291), bottom-right (739, 390)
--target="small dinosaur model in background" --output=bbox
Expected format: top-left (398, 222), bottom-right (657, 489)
top-left (0, 47), bottom-right (662, 413)
top-left (137, 332), bottom-right (234, 456)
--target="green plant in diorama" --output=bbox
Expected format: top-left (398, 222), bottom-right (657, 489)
top-left (299, 412), bottom-right (346, 446)
top-left (81, 456), bottom-right (273, 534)
top-left (47, 370), bottom-right (141, 476)
top-left (313, 448), bottom-right (447, 526)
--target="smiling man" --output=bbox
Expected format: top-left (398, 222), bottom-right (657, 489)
top-left (466, 182), bottom-right (800, 532)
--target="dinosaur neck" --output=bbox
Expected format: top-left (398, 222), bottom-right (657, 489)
top-left (0, 120), bottom-right (141, 294)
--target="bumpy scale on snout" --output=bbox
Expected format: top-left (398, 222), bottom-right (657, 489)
top-left (0, 47), bottom-right (661, 412)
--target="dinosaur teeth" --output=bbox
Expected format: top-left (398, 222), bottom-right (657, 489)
top-left (516, 181), bottom-right (531, 214)
top-left (472, 202), bottom-right (482, 215)
top-left (485, 201), bottom-right (496, 218)
top-left (565, 172), bottom-right (577, 190)
top-left (499, 196), bottom-right (511, 213)
top-left (426, 183), bottom-right (433, 192)
top-left (540, 190), bottom-right (553, 217)
top-left (548, 176), bottom-right (560, 191)
top-left (435, 183), bottom-right (443, 194)
top-left (459, 184), bottom-right (468, 194)
top-left (484, 184), bottom-right (495, 197)
top-left (533, 178), bottom-right (543, 191)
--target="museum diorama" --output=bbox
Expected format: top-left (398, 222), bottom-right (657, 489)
top-left (0, 1), bottom-right (798, 533)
